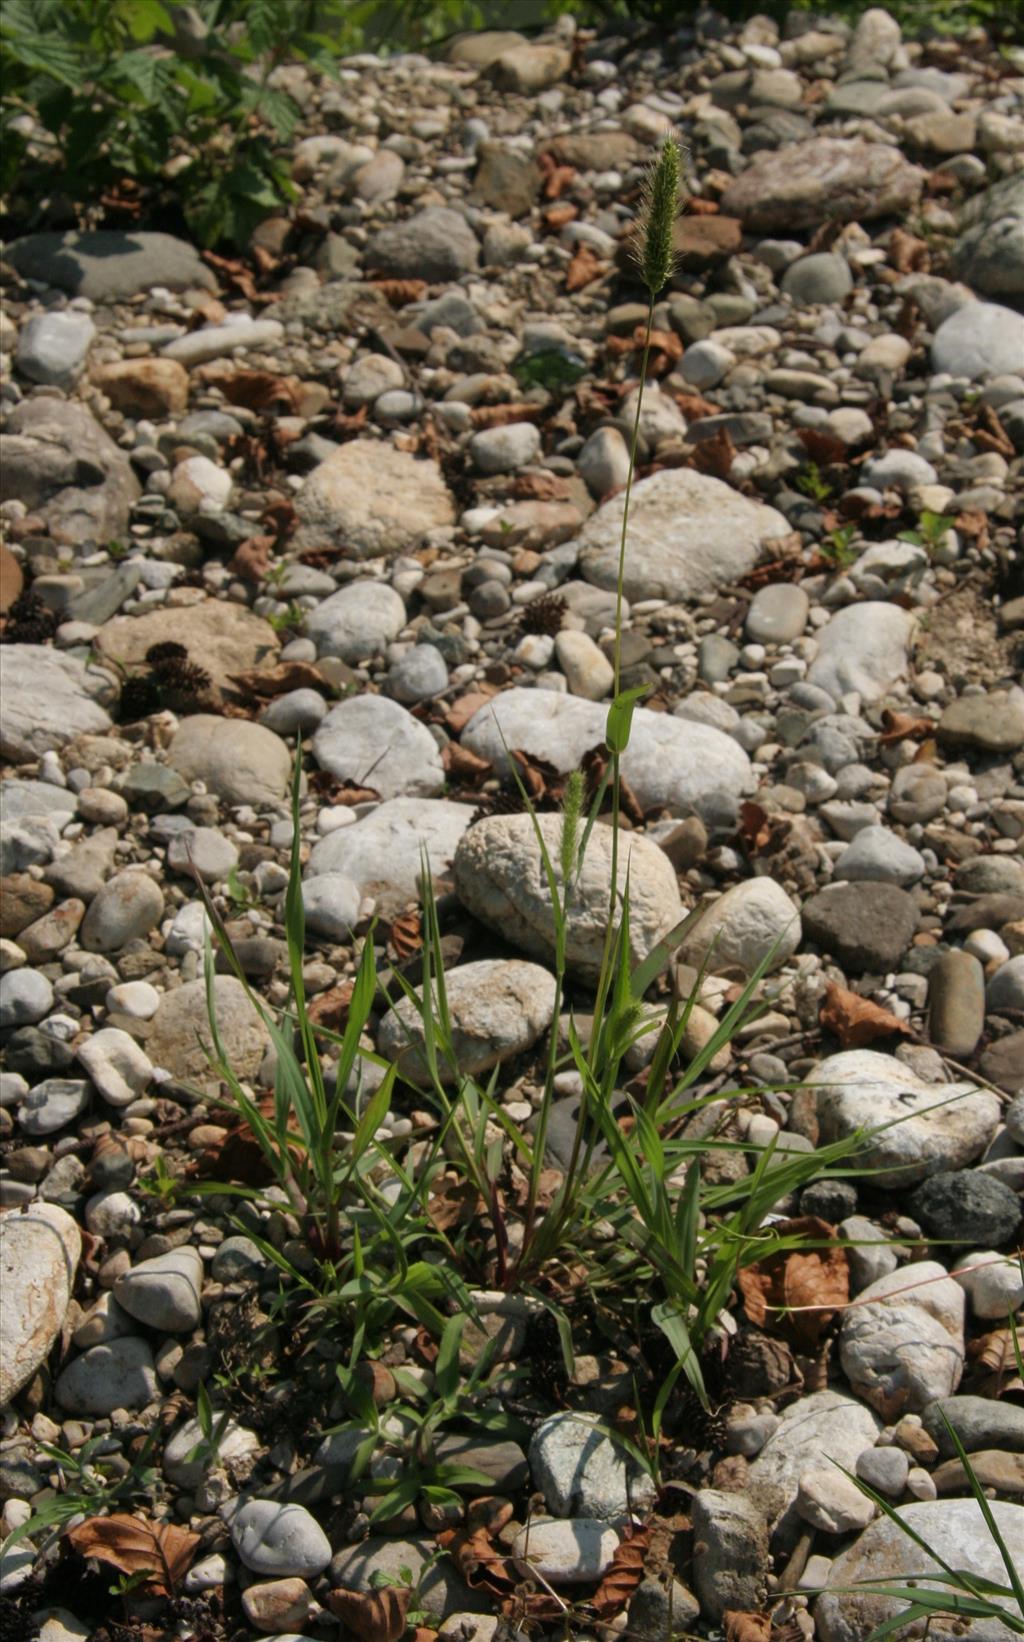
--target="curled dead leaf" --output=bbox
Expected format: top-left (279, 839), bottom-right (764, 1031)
top-left (216, 368), bottom-right (301, 413)
top-left (589, 1525), bottom-right (650, 1620)
top-left (67, 1513), bottom-right (198, 1597)
top-left (469, 403), bottom-right (542, 430)
top-left (328, 1584), bottom-right (411, 1642)
top-left (877, 709), bottom-right (936, 745)
top-left (307, 981), bottom-right (356, 1033)
top-left (371, 278), bottom-right (428, 306)
top-left (444, 685), bottom-right (500, 734)
top-left (228, 660), bottom-right (331, 700)
top-left (737, 1216), bottom-right (849, 1347)
top-left (723, 1612), bottom-right (772, 1642)
top-left (819, 981), bottom-right (913, 1049)
top-left (227, 535), bottom-right (275, 583)
top-left (689, 426), bottom-right (735, 481)
top-left (566, 243), bottom-right (606, 292)
top-left (389, 910), bottom-right (422, 963)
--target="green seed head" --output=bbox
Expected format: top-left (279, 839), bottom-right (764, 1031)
top-left (635, 136), bottom-right (684, 298)
top-left (559, 767), bottom-right (585, 887)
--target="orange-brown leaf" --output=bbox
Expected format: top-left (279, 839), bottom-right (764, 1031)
top-left (67, 1514), bottom-right (198, 1597)
top-left (877, 709), bottom-right (935, 745)
top-left (308, 981), bottom-right (356, 1032)
top-left (427, 1181), bottom-right (486, 1232)
top-left (216, 369), bottom-right (301, 413)
top-left (589, 1527), bottom-right (650, 1620)
top-left (389, 910), bottom-right (422, 963)
top-left (819, 981), bottom-right (913, 1048)
top-left (228, 661), bottom-right (331, 700)
top-left (689, 426), bottom-right (735, 481)
top-left (442, 741), bottom-right (492, 783)
top-left (737, 1216), bottom-right (849, 1347)
top-left (328, 1584), bottom-right (411, 1642)
top-left (469, 403), bottom-right (542, 430)
top-left (227, 535), bottom-right (275, 583)
top-left (444, 685), bottom-right (500, 734)
top-left (723, 1612), bottom-right (772, 1642)
top-left (371, 279), bottom-right (429, 307)
top-left (566, 244), bottom-right (606, 292)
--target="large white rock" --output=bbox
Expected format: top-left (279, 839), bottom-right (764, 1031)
top-left (0, 646), bottom-right (113, 761)
top-left (816, 1499), bottom-right (1024, 1642)
top-left (679, 877), bottom-right (801, 976)
top-left (305, 581), bottom-right (406, 663)
top-left (167, 715), bottom-right (292, 806)
top-left (747, 1390), bottom-right (882, 1538)
top-left (292, 439), bottom-right (455, 558)
top-left (453, 810), bottom-right (684, 982)
top-left (932, 300), bottom-right (1024, 379)
top-left (378, 958), bottom-right (557, 1084)
top-left (0, 1203), bottom-right (82, 1405)
top-left (808, 602), bottom-right (915, 703)
top-left (307, 798), bottom-right (476, 913)
top-left (461, 688), bottom-right (751, 828)
top-left (577, 469), bottom-right (788, 603)
top-left (840, 1260), bottom-right (965, 1418)
top-left (313, 696), bottom-right (444, 800)
top-left (146, 976), bottom-right (270, 1095)
top-left (811, 1050), bottom-right (1001, 1188)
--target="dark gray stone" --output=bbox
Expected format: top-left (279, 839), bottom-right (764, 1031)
top-left (922, 1395), bottom-right (1024, 1457)
top-left (909, 1170), bottom-right (1021, 1249)
top-left (801, 882), bottom-right (919, 974)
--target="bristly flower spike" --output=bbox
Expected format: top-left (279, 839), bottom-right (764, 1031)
top-left (635, 136), bottom-right (683, 298)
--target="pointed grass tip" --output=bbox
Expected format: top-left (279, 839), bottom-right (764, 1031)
top-left (635, 136), bottom-right (684, 298)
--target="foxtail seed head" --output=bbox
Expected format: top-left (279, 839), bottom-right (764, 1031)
top-left (635, 136), bottom-right (683, 298)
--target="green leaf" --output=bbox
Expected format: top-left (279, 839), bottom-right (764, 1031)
top-left (605, 684), bottom-right (651, 755)
top-left (117, 0), bottom-right (174, 41)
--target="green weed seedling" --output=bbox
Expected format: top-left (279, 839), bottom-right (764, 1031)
top-left (796, 461), bottom-right (834, 503)
top-left (821, 523), bottom-right (860, 570)
top-left (2, 1433), bottom-right (160, 1556)
top-left (898, 509), bottom-right (957, 558)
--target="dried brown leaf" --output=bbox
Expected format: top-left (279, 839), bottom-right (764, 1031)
top-left (371, 278), bottom-right (429, 306)
top-left (442, 742), bottom-right (493, 784)
top-left (444, 685), bottom-right (500, 734)
top-left (819, 981), bottom-right (913, 1048)
top-left (589, 1526), bottom-right (650, 1620)
top-left (877, 708), bottom-right (936, 745)
top-left (469, 403), bottom-right (542, 430)
top-left (889, 227), bottom-right (930, 275)
top-left (566, 243), bottom-right (606, 292)
top-left (228, 660), bottom-right (330, 700)
top-left (308, 981), bottom-right (356, 1032)
top-left (737, 1217), bottom-right (849, 1347)
top-left (723, 1612), bottom-right (772, 1642)
top-left (227, 535), bottom-right (275, 583)
top-left (67, 1514), bottom-right (198, 1596)
top-left (328, 1584), bottom-right (411, 1642)
top-left (689, 426), bottom-right (735, 481)
top-left (216, 368), bottom-right (301, 413)
top-left (389, 910), bottom-right (422, 963)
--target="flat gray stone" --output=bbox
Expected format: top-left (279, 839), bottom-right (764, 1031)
top-left (816, 1499), bottom-right (1024, 1642)
top-left (329, 1535), bottom-right (489, 1622)
top-left (748, 1389), bottom-right (881, 1539)
top-left (461, 687), bottom-right (751, 829)
top-left (453, 811), bottom-right (684, 982)
top-left (578, 469), bottom-right (787, 603)
top-left (0, 647), bottom-right (114, 761)
top-left (167, 715), bottom-right (292, 806)
top-left (115, 1247), bottom-right (203, 1334)
top-left (5, 231), bottom-right (216, 299)
top-left (229, 1499), bottom-right (331, 1578)
top-left (932, 301), bottom-right (1024, 380)
top-left (306, 581), bottom-right (406, 663)
top-left (812, 1049), bottom-right (1001, 1188)
top-left (722, 139), bottom-right (923, 232)
top-left (308, 798), bottom-right (475, 914)
top-left (366, 207), bottom-right (480, 282)
top-left (808, 602), bottom-right (915, 703)
top-left (530, 1411), bottom-right (657, 1520)
top-left (951, 173), bottom-right (1024, 300)
top-left (313, 696), bottom-right (444, 800)
top-left (379, 958), bottom-right (556, 1084)
top-left (54, 1337), bottom-right (158, 1414)
top-left (0, 397), bottom-right (140, 545)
